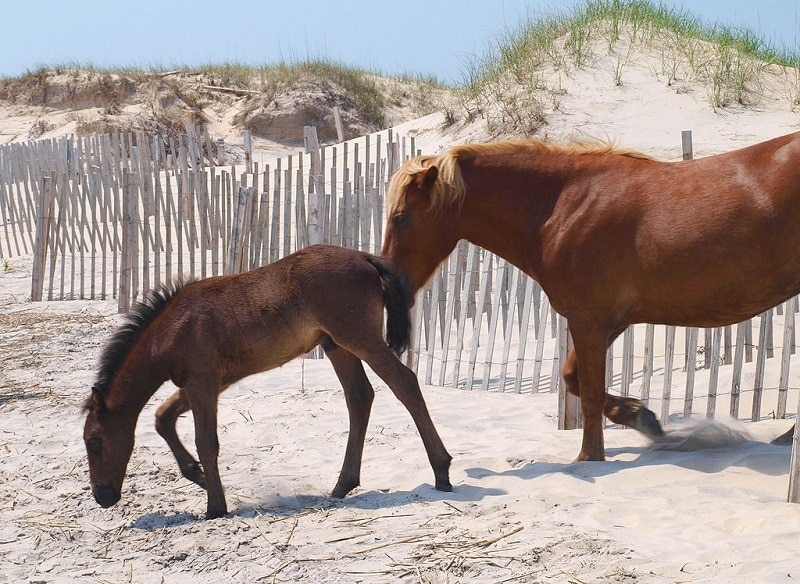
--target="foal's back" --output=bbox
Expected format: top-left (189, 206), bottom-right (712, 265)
top-left (150, 245), bottom-right (388, 385)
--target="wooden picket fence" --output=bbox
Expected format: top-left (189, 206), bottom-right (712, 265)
top-left (1, 127), bottom-right (798, 433)
top-left (0, 125), bottom-right (410, 310)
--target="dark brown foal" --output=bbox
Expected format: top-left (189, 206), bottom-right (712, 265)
top-left (84, 245), bottom-right (451, 519)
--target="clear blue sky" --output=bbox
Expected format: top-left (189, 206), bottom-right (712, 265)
top-left (1, 1), bottom-right (797, 84)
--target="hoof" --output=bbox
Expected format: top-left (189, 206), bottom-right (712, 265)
top-left (331, 482), bottom-right (357, 499)
top-left (574, 452), bottom-right (605, 462)
top-left (636, 408), bottom-right (665, 439)
top-left (182, 461), bottom-right (207, 489)
top-left (435, 480), bottom-right (453, 493)
top-left (205, 507), bottom-right (227, 520)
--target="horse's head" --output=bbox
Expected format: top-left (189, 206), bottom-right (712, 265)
top-left (83, 387), bottom-right (135, 508)
top-left (382, 154), bottom-right (463, 292)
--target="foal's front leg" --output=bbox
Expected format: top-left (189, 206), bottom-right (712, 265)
top-left (184, 382), bottom-right (227, 519)
top-left (155, 389), bottom-right (206, 488)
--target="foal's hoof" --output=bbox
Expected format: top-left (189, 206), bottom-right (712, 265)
top-left (182, 461), bottom-right (207, 489)
top-left (205, 509), bottom-right (227, 520)
top-left (330, 481), bottom-right (358, 499)
top-left (435, 480), bottom-right (453, 493)
top-left (636, 408), bottom-right (665, 439)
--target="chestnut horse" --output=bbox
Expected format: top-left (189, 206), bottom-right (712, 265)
top-left (83, 244), bottom-right (452, 519)
top-left (382, 132), bottom-right (800, 462)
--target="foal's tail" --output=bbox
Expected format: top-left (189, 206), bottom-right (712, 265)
top-left (364, 255), bottom-right (413, 354)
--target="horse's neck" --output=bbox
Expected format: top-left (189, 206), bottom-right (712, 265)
top-left (459, 176), bottom-right (555, 280)
top-left (106, 350), bottom-right (168, 415)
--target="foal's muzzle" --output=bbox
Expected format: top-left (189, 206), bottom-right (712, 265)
top-left (92, 483), bottom-right (121, 508)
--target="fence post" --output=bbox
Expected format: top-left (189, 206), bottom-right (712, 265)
top-left (118, 169), bottom-right (135, 313)
top-left (244, 130), bottom-right (252, 174)
top-left (681, 130), bottom-right (693, 160)
top-left (30, 174), bottom-right (55, 301)
top-left (332, 106), bottom-right (345, 143)
top-left (304, 126), bottom-right (323, 246)
top-left (557, 321), bottom-right (579, 429)
top-left (788, 407), bottom-right (800, 502)
top-left (226, 185), bottom-right (250, 274)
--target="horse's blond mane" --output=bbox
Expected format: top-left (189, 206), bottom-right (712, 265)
top-left (387, 139), bottom-right (652, 213)
top-left (387, 152), bottom-right (466, 214)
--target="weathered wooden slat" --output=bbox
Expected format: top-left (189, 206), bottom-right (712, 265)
top-left (778, 297), bottom-right (797, 419)
top-left (661, 326), bottom-right (676, 425)
top-left (683, 327), bottom-right (699, 421)
top-left (706, 327), bottom-right (722, 419)
top-left (752, 311), bottom-right (770, 421)
top-left (730, 321), bottom-right (747, 418)
top-left (641, 323), bottom-right (655, 406)
top-left (465, 251), bottom-right (492, 390)
top-left (452, 244), bottom-right (478, 388)
top-left (481, 258), bottom-right (507, 392)
top-left (497, 267), bottom-right (522, 392)
top-left (30, 175), bottom-right (55, 301)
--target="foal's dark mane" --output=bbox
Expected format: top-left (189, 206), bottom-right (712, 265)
top-left (90, 281), bottom-right (190, 402)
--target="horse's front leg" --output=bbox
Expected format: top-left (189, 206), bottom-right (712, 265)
top-left (184, 382), bottom-right (227, 519)
top-left (324, 346), bottom-right (375, 498)
top-left (155, 389), bottom-right (207, 488)
top-left (569, 328), bottom-right (611, 461)
top-left (563, 349), bottom-right (664, 439)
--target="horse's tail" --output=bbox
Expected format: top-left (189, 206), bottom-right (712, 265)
top-left (364, 254), bottom-right (413, 354)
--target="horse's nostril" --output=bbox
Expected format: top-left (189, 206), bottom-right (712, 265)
top-left (92, 483), bottom-right (121, 508)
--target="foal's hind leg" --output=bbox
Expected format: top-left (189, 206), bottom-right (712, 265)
top-left (563, 349), bottom-right (664, 439)
top-left (155, 389), bottom-right (207, 488)
top-left (324, 345), bottom-right (375, 498)
top-left (356, 343), bottom-right (452, 493)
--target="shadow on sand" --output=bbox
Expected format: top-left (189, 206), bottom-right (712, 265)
top-left (465, 435), bottom-right (791, 486)
top-left (126, 481), bottom-right (508, 528)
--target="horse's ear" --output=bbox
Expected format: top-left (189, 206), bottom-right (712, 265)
top-left (89, 386), bottom-right (107, 415)
top-left (412, 165), bottom-right (439, 191)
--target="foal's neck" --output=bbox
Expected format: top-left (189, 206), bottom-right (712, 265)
top-left (106, 347), bottom-right (169, 416)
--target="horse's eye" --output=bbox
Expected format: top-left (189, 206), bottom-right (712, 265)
top-left (87, 437), bottom-right (102, 454)
top-left (393, 213), bottom-right (410, 227)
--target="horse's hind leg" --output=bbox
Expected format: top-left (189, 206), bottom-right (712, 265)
top-left (155, 389), bottom-right (207, 488)
top-left (563, 349), bottom-right (664, 438)
top-left (324, 346), bottom-right (375, 498)
top-left (357, 343), bottom-right (452, 493)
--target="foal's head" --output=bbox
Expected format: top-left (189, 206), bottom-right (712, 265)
top-left (382, 152), bottom-right (465, 292)
top-left (82, 283), bottom-right (182, 508)
top-left (83, 387), bottom-right (136, 508)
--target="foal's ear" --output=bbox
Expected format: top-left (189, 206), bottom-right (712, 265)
top-left (412, 165), bottom-right (439, 191)
top-left (88, 386), bottom-right (107, 415)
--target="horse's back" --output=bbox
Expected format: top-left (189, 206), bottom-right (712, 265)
top-left (556, 131), bottom-right (800, 327)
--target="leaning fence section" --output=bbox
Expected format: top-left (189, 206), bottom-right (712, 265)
top-left (2, 126), bottom-right (799, 431)
top-left (1, 126), bottom-right (415, 311)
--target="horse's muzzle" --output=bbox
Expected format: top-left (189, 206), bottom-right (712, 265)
top-left (92, 483), bottom-right (121, 508)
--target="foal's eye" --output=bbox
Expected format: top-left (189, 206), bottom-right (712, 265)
top-left (87, 437), bottom-right (102, 454)
top-left (393, 213), bottom-right (410, 227)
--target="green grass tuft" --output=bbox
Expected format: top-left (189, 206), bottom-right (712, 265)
top-left (460, 0), bottom-right (800, 134)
